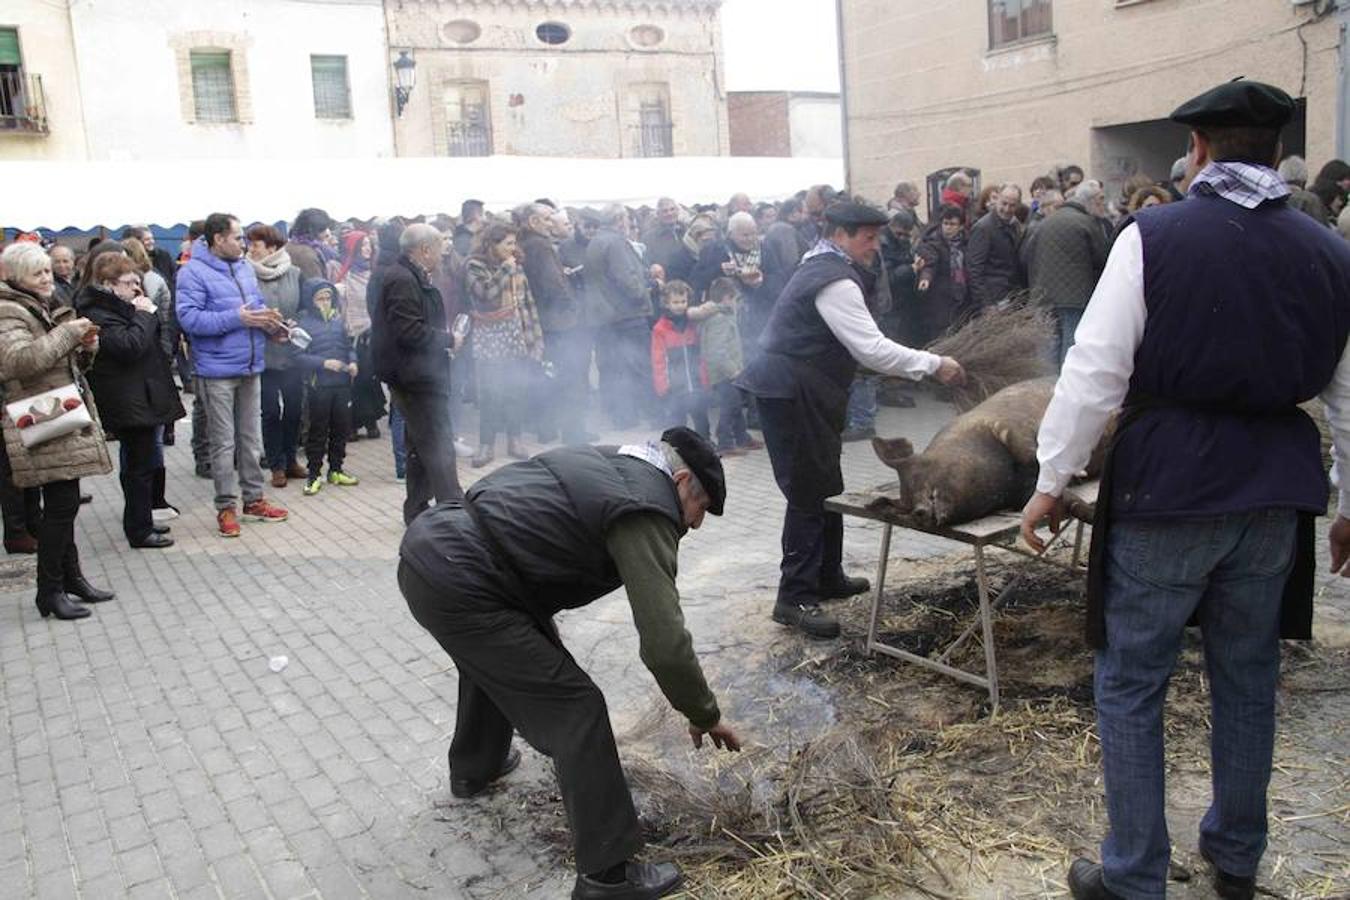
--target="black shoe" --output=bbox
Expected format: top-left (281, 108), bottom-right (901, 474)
top-left (771, 601), bottom-right (841, 639)
top-left (366, 425), bottom-right (380, 440)
top-left (1199, 846), bottom-right (1256, 900)
top-left (572, 861), bottom-right (683, 900)
top-left (841, 425), bottom-right (876, 442)
top-left (1067, 859), bottom-right (1123, 900)
top-left (450, 747), bottom-right (522, 799)
top-left (36, 590), bottom-right (91, 620)
top-left (130, 534), bottom-right (175, 550)
top-left (152, 524), bottom-right (171, 535)
top-left (63, 576), bottom-right (115, 603)
top-left (79, 492), bottom-right (93, 505)
top-left (821, 575), bottom-right (870, 600)
top-left (195, 463), bottom-right (211, 479)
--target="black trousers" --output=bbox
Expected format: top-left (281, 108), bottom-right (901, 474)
top-left (35, 478), bottom-right (81, 594)
top-left (713, 381), bottom-right (750, 450)
top-left (757, 397), bottom-right (846, 606)
top-left (540, 328), bottom-right (592, 443)
top-left (261, 367), bottom-right (305, 471)
top-left (305, 386), bottom-right (351, 478)
top-left (118, 426), bottom-right (158, 543)
top-left (663, 390), bottom-right (710, 438)
top-left (392, 388), bottom-right (464, 525)
top-left (596, 319), bottom-right (652, 429)
top-left (398, 554), bottom-right (642, 875)
top-left (0, 436), bottom-right (40, 541)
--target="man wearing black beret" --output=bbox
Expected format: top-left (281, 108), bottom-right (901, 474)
top-left (1022, 79), bottom-right (1350, 900)
top-left (397, 427), bottom-right (740, 900)
top-left (738, 200), bottom-right (966, 639)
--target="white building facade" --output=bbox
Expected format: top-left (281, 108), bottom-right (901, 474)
top-left (2, 0), bottom-right (396, 163)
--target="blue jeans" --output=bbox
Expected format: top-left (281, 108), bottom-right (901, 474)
top-left (390, 403), bottom-right (407, 478)
top-left (1055, 306), bottom-right (1084, 369)
top-left (1096, 509), bottom-right (1296, 898)
top-left (845, 375), bottom-right (878, 430)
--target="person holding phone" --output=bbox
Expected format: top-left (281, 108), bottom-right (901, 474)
top-left (79, 254), bottom-right (184, 550)
top-left (0, 242), bottom-right (114, 620)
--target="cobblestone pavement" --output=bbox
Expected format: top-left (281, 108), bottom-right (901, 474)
top-left (2, 387), bottom-right (1345, 899)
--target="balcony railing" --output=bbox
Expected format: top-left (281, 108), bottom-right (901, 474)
top-left (446, 121), bottom-right (491, 157)
top-left (0, 72), bottom-right (49, 134)
top-left (633, 121), bottom-right (673, 158)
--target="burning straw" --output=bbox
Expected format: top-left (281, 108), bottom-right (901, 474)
top-left (924, 299), bottom-right (1057, 411)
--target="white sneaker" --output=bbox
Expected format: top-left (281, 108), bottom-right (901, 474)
top-left (453, 438), bottom-right (474, 457)
top-left (152, 506), bottom-right (179, 522)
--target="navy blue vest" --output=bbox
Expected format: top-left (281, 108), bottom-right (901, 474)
top-left (1112, 194), bottom-right (1350, 517)
top-left (736, 252), bottom-right (865, 398)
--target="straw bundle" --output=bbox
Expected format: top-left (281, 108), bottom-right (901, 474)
top-left (925, 299), bottom-right (1057, 411)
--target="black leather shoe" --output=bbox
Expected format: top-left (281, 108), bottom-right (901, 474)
top-left (36, 590), bottom-right (91, 620)
top-left (1199, 847), bottom-right (1256, 900)
top-left (572, 861), bottom-right (683, 900)
top-left (79, 492), bottom-right (93, 505)
top-left (771, 601), bottom-right (841, 639)
top-left (63, 576), bottom-right (115, 603)
top-left (450, 747), bottom-right (521, 799)
top-left (152, 524), bottom-right (171, 535)
top-left (1067, 859), bottom-right (1123, 899)
top-left (130, 534), bottom-right (175, 550)
top-left (821, 575), bottom-right (870, 600)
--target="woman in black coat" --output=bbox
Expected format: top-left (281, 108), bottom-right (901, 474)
top-left (78, 254), bottom-right (185, 549)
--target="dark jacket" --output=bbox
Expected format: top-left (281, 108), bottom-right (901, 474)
top-left (914, 222), bottom-right (968, 336)
top-left (77, 285), bottom-right (185, 433)
top-left (520, 228), bottom-right (580, 333)
top-left (583, 226), bottom-right (652, 327)
top-left (966, 211), bottom-right (1025, 307)
top-left (1021, 201), bottom-right (1109, 311)
top-left (879, 229), bottom-right (919, 343)
top-left (640, 223), bottom-right (694, 284)
top-left (372, 256), bottom-right (452, 394)
top-left (558, 233), bottom-right (589, 297)
top-left (286, 241), bottom-right (327, 282)
top-left (760, 220), bottom-right (811, 306)
top-left (295, 279), bottom-right (357, 389)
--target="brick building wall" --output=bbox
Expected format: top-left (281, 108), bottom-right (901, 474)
top-left (729, 92), bottom-right (791, 156)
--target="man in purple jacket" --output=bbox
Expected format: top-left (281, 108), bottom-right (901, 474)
top-left (177, 213), bottom-right (290, 537)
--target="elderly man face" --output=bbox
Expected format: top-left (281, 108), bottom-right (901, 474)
top-left (656, 198), bottom-right (679, 226)
top-left (49, 246), bottom-right (75, 281)
top-left (994, 186), bottom-right (1021, 222)
top-left (549, 211), bottom-right (574, 241)
top-left (728, 193), bottom-right (752, 215)
top-left (728, 218), bottom-right (759, 252)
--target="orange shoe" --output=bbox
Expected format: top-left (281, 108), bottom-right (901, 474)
top-left (242, 498), bottom-right (288, 523)
top-left (217, 508), bottom-right (241, 538)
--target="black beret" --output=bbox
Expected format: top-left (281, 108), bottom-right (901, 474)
top-left (824, 201), bottom-right (890, 228)
top-left (661, 426), bottom-right (726, 516)
top-left (1170, 80), bottom-right (1295, 130)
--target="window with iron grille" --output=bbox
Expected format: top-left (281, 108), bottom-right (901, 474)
top-left (988, 0), bottom-right (1053, 50)
top-left (632, 83), bottom-right (672, 158)
top-left (444, 82), bottom-right (492, 157)
top-left (311, 55), bottom-right (352, 119)
top-left (190, 50), bottom-right (237, 123)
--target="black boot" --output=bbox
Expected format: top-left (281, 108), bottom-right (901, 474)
top-left (35, 589), bottom-right (91, 620)
top-left (64, 547), bottom-right (115, 603)
top-left (572, 862), bottom-right (683, 900)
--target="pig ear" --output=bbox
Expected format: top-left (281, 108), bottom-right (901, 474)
top-left (872, 436), bottom-right (913, 466)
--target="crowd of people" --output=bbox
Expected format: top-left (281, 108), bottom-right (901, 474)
top-left (0, 153), bottom-right (1345, 619)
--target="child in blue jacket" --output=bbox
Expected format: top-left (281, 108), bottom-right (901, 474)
top-left (295, 279), bottom-right (359, 494)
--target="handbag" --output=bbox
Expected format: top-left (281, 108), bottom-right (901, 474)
top-left (5, 382), bottom-right (94, 449)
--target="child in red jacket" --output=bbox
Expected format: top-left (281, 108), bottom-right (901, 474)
top-left (650, 280), bottom-right (710, 437)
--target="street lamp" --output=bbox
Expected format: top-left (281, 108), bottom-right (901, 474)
top-left (393, 51), bottom-right (416, 117)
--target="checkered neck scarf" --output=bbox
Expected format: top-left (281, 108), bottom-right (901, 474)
top-left (1188, 161), bottom-right (1290, 209)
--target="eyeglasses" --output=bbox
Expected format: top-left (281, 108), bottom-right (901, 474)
top-left (116, 277), bottom-right (141, 287)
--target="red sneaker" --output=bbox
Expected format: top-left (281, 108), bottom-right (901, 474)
top-left (217, 508), bottom-right (241, 538)
top-left (242, 498), bottom-right (288, 523)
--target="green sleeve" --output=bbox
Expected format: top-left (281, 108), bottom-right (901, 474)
top-left (606, 512), bottom-right (721, 730)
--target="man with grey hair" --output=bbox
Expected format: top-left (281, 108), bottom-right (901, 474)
top-left (398, 426), bottom-right (739, 899)
top-left (967, 182), bottom-right (1026, 310)
top-left (519, 202), bottom-right (590, 443)
top-left (641, 196), bottom-right (693, 283)
top-left (1021, 180), bottom-right (1110, 366)
top-left (372, 222), bottom-right (464, 524)
top-left (1279, 155), bottom-right (1330, 224)
top-left (48, 245), bottom-right (76, 307)
top-left (584, 204), bottom-right (656, 429)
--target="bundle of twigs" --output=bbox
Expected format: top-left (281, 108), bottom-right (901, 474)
top-left (925, 298), bottom-right (1057, 411)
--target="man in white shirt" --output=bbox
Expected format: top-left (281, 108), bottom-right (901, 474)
top-left (1021, 80), bottom-right (1350, 900)
top-left (737, 201), bottom-right (964, 639)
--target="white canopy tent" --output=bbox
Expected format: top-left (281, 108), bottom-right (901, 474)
top-left (1, 155), bottom-right (846, 231)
